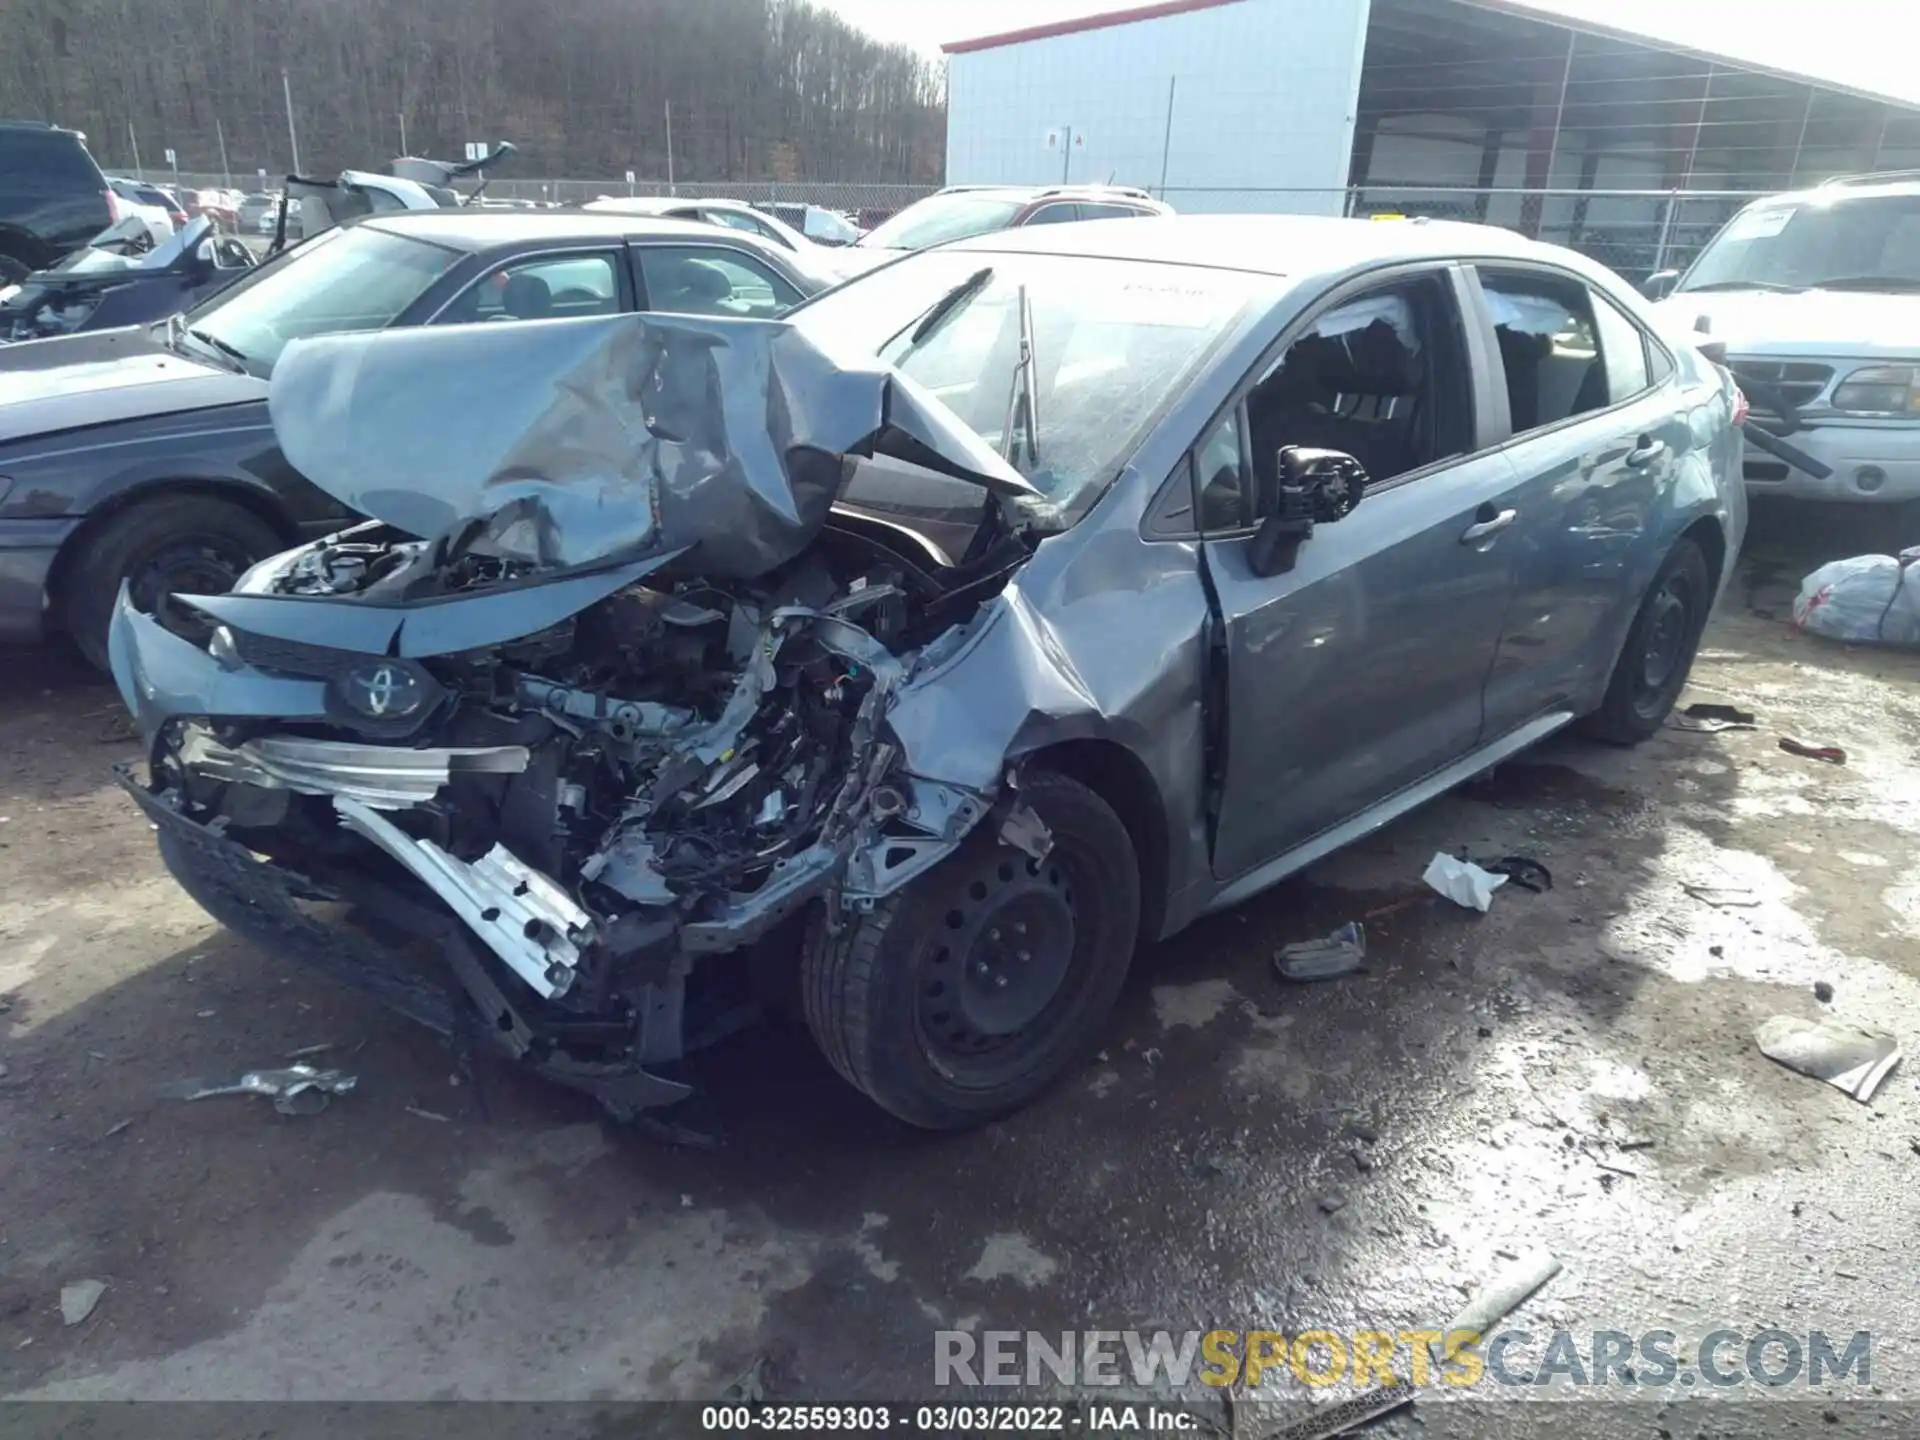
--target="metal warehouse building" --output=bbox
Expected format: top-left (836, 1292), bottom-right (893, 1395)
top-left (942, 0), bottom-right (1920, 275)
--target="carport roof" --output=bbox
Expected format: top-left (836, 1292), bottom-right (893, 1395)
top-left (943, 0), bottom-right (1920, 112)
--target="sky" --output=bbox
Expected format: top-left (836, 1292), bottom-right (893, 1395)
top-left (820, 0), bottom-right (1911, 108)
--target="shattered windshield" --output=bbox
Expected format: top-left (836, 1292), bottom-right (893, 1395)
top-left (789, 251), bottom-right (1270, 517)
top-left (1680, 194), bottom-right (1920, 293)
top-left (183, 225), bottom-right (460, 374)
top-left (859, 193), bottom-right (1029, 251)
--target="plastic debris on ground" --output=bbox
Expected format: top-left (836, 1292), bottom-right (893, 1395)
top-left (1422, 853), bottom-right (1508, 912)
top-left (59, 1279), bottom-right (106, 1327)
top-left (161, 1063), bottom-right (357, 1115)
top-left (1429, 1248), bottom-right (1563, 1365)
top-left (1755, 1016), bottom-right (1901, 1103)
top-left (1792, 550), bottom-right (1920, 648)
top-left (1669, 702), bottom-right (1759, 733)
top-left (1779, 736), bottom-right (1847, 765)
top-left (1266, 1379), bottom-right (1415, 1440)
top-left (1682, 882), bottom-right (1760, 908)
top-left (1476, 855), bottom-right (1553, 893)
top-left (1274, 922), bottom-right (1366, 982)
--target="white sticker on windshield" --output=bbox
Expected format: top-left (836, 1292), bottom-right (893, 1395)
top-left (1113, 280), bottom-right (1243, 328)
top-left (1724, 206), bottom-right (1796, 241)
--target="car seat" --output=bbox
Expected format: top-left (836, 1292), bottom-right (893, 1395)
top-left (501, 272), bottom-right (553, 320)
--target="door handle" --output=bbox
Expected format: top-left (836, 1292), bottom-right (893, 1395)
top-left (1460, 508), bottom-right (1518, 544)
top-left (1625, 436), bottom-right (1668, 468)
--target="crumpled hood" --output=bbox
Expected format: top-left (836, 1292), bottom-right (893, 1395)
top-left (1656, 289), bottom-right (1920, 361)
top-left (269, 311), bottom-right (1035, 578)
top-left (0, 328), bottom-right (265, 447)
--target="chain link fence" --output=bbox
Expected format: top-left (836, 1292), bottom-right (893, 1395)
top-left (162, 169), bottom-right (1758, 277)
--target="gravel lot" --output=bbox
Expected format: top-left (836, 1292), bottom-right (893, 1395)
top-left (1, 505), bottom-right (1916, 1435)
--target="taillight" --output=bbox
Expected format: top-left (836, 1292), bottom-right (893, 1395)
top-left (1731, 384), bottom-right (1750, 428)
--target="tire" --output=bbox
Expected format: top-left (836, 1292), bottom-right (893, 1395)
top-left (0, 253), bottom-right (28, 286)
top-left (1581, 538), bottom-right (1713, 745)
top-left (802, 771), bottom-right (1140, 1129)
top-left (62, 493), bottom-right (284, 673)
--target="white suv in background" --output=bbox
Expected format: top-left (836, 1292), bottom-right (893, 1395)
top-left (1648, 172), bottom-right (1920, 522)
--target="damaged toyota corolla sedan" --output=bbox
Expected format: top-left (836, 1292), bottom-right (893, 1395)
top-left (110, 216), bottom-right (1746, 1129)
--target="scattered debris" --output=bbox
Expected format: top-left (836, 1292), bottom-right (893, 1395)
top-left (1349, 1148), bottom-right (1374, 1174)
top-left (1779, 736), bottom-right (1847, 765)
top-left (405, 1106), bottom-right (451, 1123)
top-left (1269, 1379), bottom-right (1415, 1440)
top-left (1683, 883), bottom-right (1760, 908)
top-left (1756, 1016), bottom-right (1901, 1103)
top-left (194, 1009), bottom-right (216, 1019)
top-left (1423, 853), bottom-right (1508, 913)
top-left (1593, 1159), bottom-right (1640, 1178)
top-left (1274, 922), bottom-right (1366, 982)
top-left (721, 1353), bottom-right (772, 1403)
top-left (1431, 1248), bottom-right (1562, 1364)
top-left (1814, 981), bottom-right (1835, 1004)
top-left (1477, 855), bottom-right (1553, 893)
top-left (284, 1042), bottom-right (337, 1060)
top-left (1317, 1192), bottom-right (1348, 1214)
top-left (1670, 702), bottom-right (1759, 733)
top-left (997, 803), bottom-right (1054, 863)
top-left (1617, 1137), bottom-right (1656, 1152)
top-left (59, 1279), bottom-right (106, 1327)
top-left (1792, 551), bottom-right (1920, 648)
top-left (163, 1063), bottom-right (357, 1116)
top-left (102, 1119), bottom-right (132, 1139)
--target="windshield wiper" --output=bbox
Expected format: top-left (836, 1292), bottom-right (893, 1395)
top-left (1806, 275), bottom-right (1920, 292)
top-left (901, 266), bottom-right (994, 350)
top-left (185, 325), bottom-right (251, 372)
top-left (1000, 283), bottom-right (1041, 472)
top-left (1681, 280), bottom-right (1805, 294)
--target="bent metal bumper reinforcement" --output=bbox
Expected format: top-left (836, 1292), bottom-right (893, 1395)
top-left (332, 796), bottom-right (591, 999)
top-left (179, 727), bottom-right (529, 809)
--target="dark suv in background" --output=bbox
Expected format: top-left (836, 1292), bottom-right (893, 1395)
top-left (0, 120), bottom-right (113, 283)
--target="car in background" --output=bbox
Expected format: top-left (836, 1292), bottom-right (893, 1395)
top-left (0, 120), bottom-right (115, 283)
top-left (106, 177), bottom-right (181, 238)
top-left (108, 214), bottom-right (1745, 1130)
top-left (1647, 171), bottom-right (1920, 534)
top-left (183, 188), bottom-right (241, 232)
top-left (582, 194), bottom-right (879, 278)
top-left (853, 184), bottom-right (1172, 256)
top-left (765, 200), bottom-right (861, 246)
top-left (0, 210), bottom-right (838, 669)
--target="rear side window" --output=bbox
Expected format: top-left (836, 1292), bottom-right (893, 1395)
top-left (1024, 203), bottom-right (1081, 225)
top-left (1590, 291), bottom-right (1651, 402)
top-left (1079, 203), bottom-right (1151, 221)
top-left (1479, 270), bottom-right (1607, 435)
top-left (0, 130), bottom-right (102, 187)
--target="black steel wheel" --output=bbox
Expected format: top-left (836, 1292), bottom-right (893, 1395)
top-left (1582, 537), bottom-right (1713, 744)
top-left (61, 493), bottom-right (283, 672)
top-left (802, 771), bottom-right (1140, 1129)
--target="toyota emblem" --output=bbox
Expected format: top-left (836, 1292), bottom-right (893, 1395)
top-left (343, 661), bottom-right (426, 720)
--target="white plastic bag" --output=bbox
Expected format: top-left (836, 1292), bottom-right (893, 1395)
top-left (1792, 550), bottom-right (1920, 648)
top-left (1423, 853), bottom-right (1509, 913)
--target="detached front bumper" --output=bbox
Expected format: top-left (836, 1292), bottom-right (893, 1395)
top-left (1743, 421), bottom-right (1920, 504)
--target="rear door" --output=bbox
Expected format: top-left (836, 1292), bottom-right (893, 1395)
top-left (630, 242), bottom-right (806, 318)
top-left (1200, 264), bottom-right (1531, 880)
top-left (1468, 265), bottom-right (1691, 734)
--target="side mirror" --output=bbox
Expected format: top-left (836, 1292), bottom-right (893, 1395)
top-left (1248, 447), bottom-right (1369, 579)
top-left (1641, 269), bottom-right (1680, 301)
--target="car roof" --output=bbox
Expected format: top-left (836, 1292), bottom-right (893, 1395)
top-left (587, 195), bottom-right (751, 213)
top-left (1742, 173), bottom-right (1920, 206)
top-left (943, 212), bottom-right (1572, 277)
top-left (359, 208), bottom-right (788, 252)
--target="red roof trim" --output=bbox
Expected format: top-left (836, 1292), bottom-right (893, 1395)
top-left (943, 0), bottom-right (1249, 55)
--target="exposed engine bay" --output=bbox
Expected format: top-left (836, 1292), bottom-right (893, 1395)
top-left (113, 311), bottom-right (1056, 1120)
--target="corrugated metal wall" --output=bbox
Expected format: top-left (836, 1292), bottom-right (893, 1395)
top-left (945, 0), bottom-right (1372, 215)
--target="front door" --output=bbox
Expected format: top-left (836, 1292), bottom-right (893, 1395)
top-left (1202, 268), bottom-right (1527, 881)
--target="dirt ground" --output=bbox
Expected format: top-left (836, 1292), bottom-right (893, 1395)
top-left (1, 504), bottom-right (1917, 1434)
